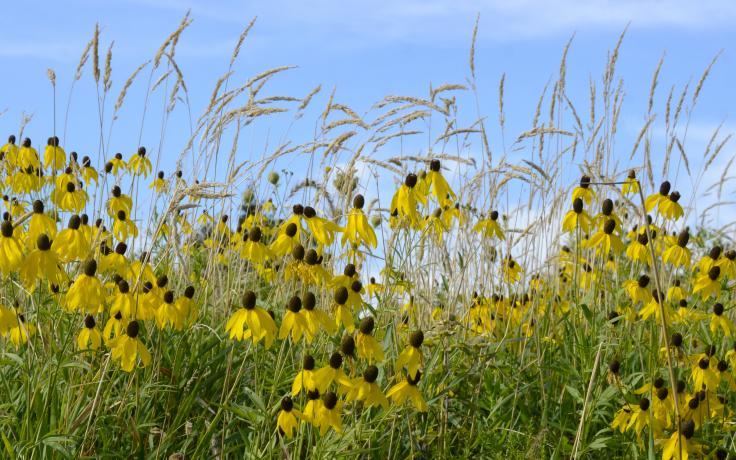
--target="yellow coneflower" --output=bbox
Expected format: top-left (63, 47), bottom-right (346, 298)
top-left (662, 228), bottom-right (691, 268)
top-left (0, 220), bottom-right (22, 277)
top-left (472, 210), bottom-right (504, 240)
top-left (645, 181), bottom-right (671, 212)
top-left (20, 234), bottom-right (66, 290)
top-left (709, 302), bottom-right (732, 336)
top-left (314, 391), bottom-right (342, 435)
top-left (621, 170), bottom-right (639, 195)
top-left (292, 355), bottom-right (316, 396)
top-left (18, 137), bottom-right (40, 169)
top-left (692, 266), bottom-right (722, 300)
top-left (66, 259), bottom-right (104, 314)
top-left (311, 352), bottom-right (352, 394)
top-left (571, 175), bottom-right (594, 204)
top-left (562, 198), bottom-right (591, 234)
top-left (77, 314), bottom-right (102, 351)
top-left (661, 420), bottom-right (700, 460)
top-left (426, 159), bottom-right (456, 207)
top-left (623, 275), bottom-right (653, 305)
top-left (53, 215), bottom-right (89, 262)
top-left (43, 136), bottom-right (66, 171)
top-left (345, 365), bottom-right (388, 410)
top-left (356, 316), bottom-right (384, 363)
top-left (279, 295), bottom-right (309, 342)
top-left (277, 396), bottom-right (301, 439)
top-left (341, 194), bottom-right (378, 248)
top-left (585, 218), bottom-right (624, 256)
top-left (127, 147), bottom-right (152, 177)
top-left (224, 290), bottom-right (277, 348)
top-left (396, 330), bottom-right (424, 379)
top-left (113, 210), bottom-right (139, 242)
top-left (108, 320), bottom-right (152, 372)
top-left (658, 191), bottom-right (684, 220)
top-left (26, 200), bottom-right (57, 246)
top-left (386, 371), bottom-right (428, 412)
top-left (390, 173), bottom-right (424, 228)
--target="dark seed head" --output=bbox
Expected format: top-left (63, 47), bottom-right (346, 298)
top-left (163, 291), bottom-right (174, 304)
top-left (659, 181), bottom-right (671, 195)
top-left (83, 259), bottom-right (97, 276)
top-left (329, 352), bottom-right (343, 369)
top-left (490, 210), bottom-right (499, 221)
top-left (429, 159), bottom-right (441, 172)
top-left (118, 280), bottom-right (130, 294)
top-left (579, 175), bottom-right (591, 189)
top-left (157, 171), bottom-right (164, 179)
top-left (304, 249), bottom-right (318, 265)
top-left (351, 280), bottom-right (362, 293)
top-left (601, 199), bottom-right (613, 215)
top-left (287, 296), bottom-right (302, 313)
top-left (656, 387), bottom-right (668, 401)
top-left (84, 315), bottom-right (96, 329)
top-left (654, 377), bottom-right (664, 389)
top-left (303, 355), bottom-right (315, 370)
top-left (126, 320), bottom-right (139, 338)
top-left (359, 316), bottom-right (375, 335)
top-left (340, 335), bottom-right (356, 357)
top-left (637, 232), bottom-right (648, 245)
top-left (363, 365), bottom-right (379, 383)
top-left (688, 397), bottom-right (699, 410)
top-left (699, 358), bottom-right (710, 370)
top-left (407, 371), bottom-right (422, 385)
top-left (280, 396), bottom-right (293, 412)
top-left (22, 138), bottom-right (31, 148)
top-left (608, 360), bottom-right (620, 375)
top-left (115, 242), bottom-right (127, 255)
top-left (710, 246), bottom-right (723, 260)
top-left (184, 286), bottom-right (195, 299)
top-left (303, 206), bottom-right (316, 219)
top-left (676, 380), bottom-right (686, 393)
top-left (671, 332), bottom-right (683, 347)
top-left (669, 191), bottom-right (681, 203)
top-left (708, 266), bottom-right (721, 280)
top-left (292, 244), bottom-right (305, 261)
top-left (156, 275), bottom-right (168, 288)
top-left (32, 200), bottom-right (43, 214)
top-left (66, 215), bottom-right (81, 232)
top-left (572, 198), bottom-right (583, 214)
top-left (637, 274), bottom-right (650, 288)
top-left (603, 219), bottom-right (616, 234)
top-left (243, 291), bottom-right (257, 309)
top-left (322, 391), bottom-right (338, 410)
top-left (249, 226), bottom-right (262, 242)
top-left (343, 264), bottom-right (356, 277)
top-left (334, 287), bottom-right (349, 305)
top-left (718, 360), bottom-right (729, 372)
top-left (409, 330), bottom-right (424, 348)
top-left (714, 303), bottom-right (724, 316)
top-left (706, 344), bottom-right (717, 357)
top-left (285, 223), bottom-right (297, 237)
top-left (638, 397), bottom-right (650, 411)
top-left (404, 173), bottom-right (418, 188)
top-left (353, 194), bottom-right (365, 209)
top-left (303, 292), bottom-right (316, 310)
top-left (35, 233), bottom-right (51, 251)
top-left (117, 210), bottom-right (126, 221)
top-left (307, 389), bottom-right (320, 400)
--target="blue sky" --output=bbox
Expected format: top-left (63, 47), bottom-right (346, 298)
top-left (1, 0), bottom-right (735, 233)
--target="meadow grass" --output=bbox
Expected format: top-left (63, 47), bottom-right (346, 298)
top-left (0, 15), bottom-right (733, 460)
